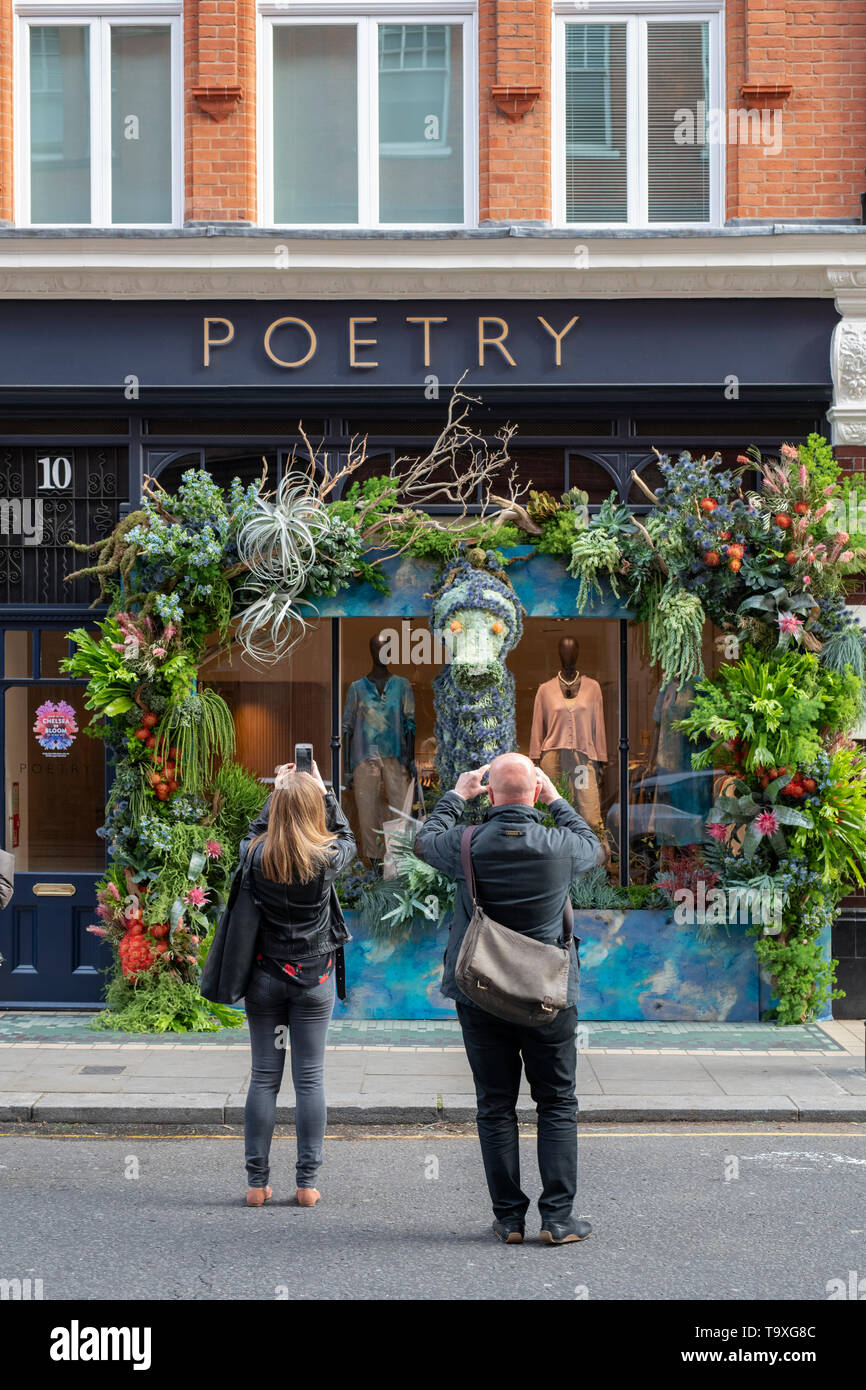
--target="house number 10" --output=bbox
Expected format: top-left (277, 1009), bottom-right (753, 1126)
top-left (37, 456), bottom-right (72, 490)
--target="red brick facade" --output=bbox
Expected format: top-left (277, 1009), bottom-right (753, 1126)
top-left (0, 1), bottom-right (864, 225)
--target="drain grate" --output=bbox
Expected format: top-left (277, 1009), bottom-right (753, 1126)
top-left (78, 1065), bottom-right (127, 1075)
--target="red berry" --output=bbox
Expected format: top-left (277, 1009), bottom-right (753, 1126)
top-left (785, 551), bottom-right (798, 566)
top-left (142, 713), bottom-right (158, 729)
top-left (135, 728), bottom-right (149, 741)
top-left (700, 498), bottom-right (718, 513)
top-left (775, 514), bottom-right (792, 529)
top-left (704, 550), bottom-right (721, 567)
top-left (728, 558), bottom-right (742, 572)
top-left (794, 502), bottom-right (809, 516)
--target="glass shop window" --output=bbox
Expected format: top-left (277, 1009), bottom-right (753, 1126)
top-left (339, 615), bottom-right (622, 871)
top-left (200, 621), bottom-right (333, 789)
top-left (626, 621), bottom-right (723, 886)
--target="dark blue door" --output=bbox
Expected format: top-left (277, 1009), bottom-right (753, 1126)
top-left (0, 628), bottom-right (110, 1006)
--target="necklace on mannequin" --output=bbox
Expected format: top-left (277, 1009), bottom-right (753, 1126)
top-left (558, 669), bottom-right (581, 692)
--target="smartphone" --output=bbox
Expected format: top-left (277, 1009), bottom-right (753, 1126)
top-left (294, 743), bottom-right (314, 776)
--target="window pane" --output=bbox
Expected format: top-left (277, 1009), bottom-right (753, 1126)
top-left (111, 26), bottom-right (172, 224)
top-left (648, 22), bottom-right (710, 223)
top-left (378, 24), bottom-right (463, 224)
top-left (30, 25), bottom-right (90, 223)
top-left (273, 26), bottom-right (358, 223)
top-left (565, 24), bottom-right (627, 223)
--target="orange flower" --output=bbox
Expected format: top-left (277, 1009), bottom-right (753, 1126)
top-left (491, 620), bottom-right (504, 634)
top-left (450, 619), bottom-right (463, 632)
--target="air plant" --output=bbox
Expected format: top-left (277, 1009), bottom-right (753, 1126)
top-left (233, 472), bottom-right (330, 662)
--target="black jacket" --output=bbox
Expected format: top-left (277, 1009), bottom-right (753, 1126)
top-left (415, 791), bottom-right (603, 1006)
top-left (240, 788), bottom-right (356, 959)
top-left (200, 789), bottom-right (355, 1006)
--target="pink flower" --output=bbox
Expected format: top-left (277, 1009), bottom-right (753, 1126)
top-left (86, 924), bottom-right (108, 938)
top-left (755, 810), bottom-right (779, 837)
top-left (781, 444), bottom-right (800, 460)
top-left (205, 840), bottom-right (223, 859)
top-left (798, 464), bottom-right (808, 488)
top-left (841, 551), bottom-right (854, 563)
top-left (163, 624), bottom-right (178, 641)
top-left (184, 886), bottom-right (209, 908)
top-left (706, 823), bottom-right (727, 841)
top-left (152, 647), bottom-right (167, 659)
top-left (778, 613), bottom-right (803, 636)
top-left (737, 455), bottom-right (750, 464)
top-left (106, 882), bottom-right (121, 901)
top-left (803, 575), bottom-right (812, 587)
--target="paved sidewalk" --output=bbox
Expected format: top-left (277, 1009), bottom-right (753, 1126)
top-left (0, 1016), bottom-right (863, 1124)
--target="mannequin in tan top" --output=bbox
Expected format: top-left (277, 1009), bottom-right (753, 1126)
top-left (530, 636), bottom-right (607, 838)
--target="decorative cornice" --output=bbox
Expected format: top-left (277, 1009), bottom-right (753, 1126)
top-left (740, 82), bottom-right (793, 102)
top-left (490, 85), bottom-right (542, 123)
top-left (191, 86), bottom-right (243, 122)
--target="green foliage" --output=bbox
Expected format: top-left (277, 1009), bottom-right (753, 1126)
top-left (155, 687), bottom-right (236, 794)
top-left (790, 746), bottom-right (866, 890)
top-left (90, 964), bottom-right (244, 1034)
top-left (753, 934), bottom-right (842, 1026)
top-left (677, 646), bottom-right (861, 772)
top-left (647, 585), bottom-right (706, 688)
top-left (62, 620), bottom-right (139, 723)
top-left (212, 762), bottom-right (269, 869)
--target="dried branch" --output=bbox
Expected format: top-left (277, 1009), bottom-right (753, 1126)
top-left (631, 469), bottom-right (659, 505)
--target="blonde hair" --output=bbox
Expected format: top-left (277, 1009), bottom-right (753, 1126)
top-left (251, 771), bottom-right (337, 885)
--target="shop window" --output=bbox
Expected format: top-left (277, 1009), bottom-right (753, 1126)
top-left (626, 621), bottom-right (723, 886)
top-left (556, 7), bottom-right (721, 227)
top-left (262, 9), bottom-right (473, 228)
top-left (18, 9), bottom-right (181, 227)
top-left (339, 615), bottom-right (622, 870)
top-left (201, 621), bottom-right (334, 788)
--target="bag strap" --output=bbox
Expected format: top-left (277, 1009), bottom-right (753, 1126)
top-left (460, 824), bottom-right (574, 948)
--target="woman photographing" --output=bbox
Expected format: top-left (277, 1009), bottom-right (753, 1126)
top-left (239, 760), bottom-right (355, 1209)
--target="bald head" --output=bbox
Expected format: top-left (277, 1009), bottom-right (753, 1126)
top-left (488, 753), bottom-right (538, 807)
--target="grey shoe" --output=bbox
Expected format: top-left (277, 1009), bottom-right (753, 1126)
top-left (492, 1219), bottom-right (525, 1244)
top-left (539, 1217), bottom-right (592, 1245)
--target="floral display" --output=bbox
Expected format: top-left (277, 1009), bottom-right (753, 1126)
top-left (62, 400), bottom-right (866, 1027)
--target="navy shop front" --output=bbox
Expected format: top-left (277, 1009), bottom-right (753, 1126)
top-left (0, 297), bottom-right (837, 1011)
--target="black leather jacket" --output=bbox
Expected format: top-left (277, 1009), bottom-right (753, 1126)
top-left (238, 789), bottom-right (356, 960)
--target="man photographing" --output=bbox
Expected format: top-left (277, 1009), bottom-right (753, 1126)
top-left (415, 752), bottom-right (603, 1245)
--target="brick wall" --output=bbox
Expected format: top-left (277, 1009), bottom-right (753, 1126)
top-left (725, 0), bottom-right (866, 221)
top-left (185, 0), bottom-right (257, 222)
top-left (0, 1), bottom-right (864, 227)
top-left (479, 0), bottom-right (550, 223)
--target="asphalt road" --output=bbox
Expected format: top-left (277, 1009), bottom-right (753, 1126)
top-left (1, 1123), bottom-right (865, 1301)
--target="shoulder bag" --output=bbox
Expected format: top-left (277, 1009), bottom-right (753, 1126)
top-left (455, 825), bottom-right (577, 1027)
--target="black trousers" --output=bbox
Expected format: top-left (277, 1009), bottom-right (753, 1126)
top-left (456, 1000), bottom-right (579, 1226)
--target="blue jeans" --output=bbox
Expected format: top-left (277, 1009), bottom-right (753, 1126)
top-left (456, 1001), bottom-right (579, 1225)
top-left (244, 963), bottom-right (335, 1189)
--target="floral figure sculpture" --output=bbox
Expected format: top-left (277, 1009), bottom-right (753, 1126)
top-left (430, 553), bottom-right (524, 808)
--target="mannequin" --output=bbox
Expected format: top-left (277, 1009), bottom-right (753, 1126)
top-left (342, 633), bottom-right (416, 868)
top-left (530, 636), bottom-right (607, 836)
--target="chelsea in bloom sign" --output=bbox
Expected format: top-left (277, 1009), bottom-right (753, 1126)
top-left (33, 701), bottom-right (79, 757)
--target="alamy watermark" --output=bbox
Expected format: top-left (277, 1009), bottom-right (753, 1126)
top-left (0, 497), bottom-right (43, 546)
top-left (674, 102), bottom-right (783, 158)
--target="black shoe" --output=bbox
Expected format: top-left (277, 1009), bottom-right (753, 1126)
top-left (492, 1219), bottom-right (525, 1244)
top-left (539, 1217), bottom-right (592, 1245)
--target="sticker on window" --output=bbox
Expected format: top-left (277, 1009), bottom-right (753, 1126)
top-left (33, 700), bottom-right (79, 757)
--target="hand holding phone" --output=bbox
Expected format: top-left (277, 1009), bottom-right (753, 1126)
top-left (294, 743), bottom-right (313, 775)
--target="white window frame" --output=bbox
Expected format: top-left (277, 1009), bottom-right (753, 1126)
top-left (552, 1), bottom-right (724, 230)
top-left (14, 1), bottom-right (183, 229)
top-left (258, 1), bottom-right (477, 230)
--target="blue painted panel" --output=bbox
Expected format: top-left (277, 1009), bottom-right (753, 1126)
top-left (335, 907), bottom-right (759, 1021)
top-left (310, 548), bottom-right (633, 619)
